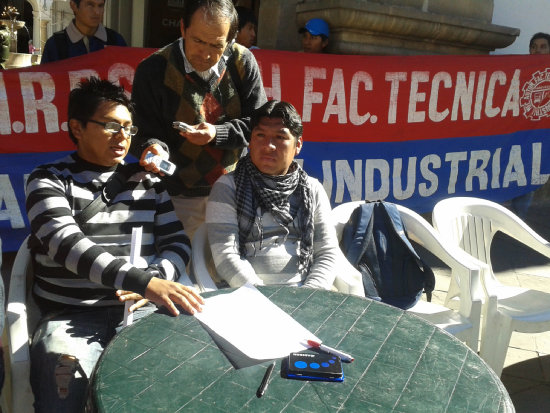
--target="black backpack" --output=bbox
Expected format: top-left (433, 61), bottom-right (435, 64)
top-left (340, 201), bottom-right (435, 310)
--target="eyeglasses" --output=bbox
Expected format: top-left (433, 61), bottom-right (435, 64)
top-left (87, 119), bottom-right (138, 136)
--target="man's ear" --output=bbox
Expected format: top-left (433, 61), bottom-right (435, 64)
top-left (322, 38), bottom-right (329, 50)
top-left (69, 1), bottom-right (78, 14)
top-left (69, 118), bottom-right (84, 142)
top-left (295, 137), bottom-right (303, 155)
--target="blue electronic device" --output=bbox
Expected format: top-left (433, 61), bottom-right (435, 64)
top-left (286, 352), bottom-right (344, 382)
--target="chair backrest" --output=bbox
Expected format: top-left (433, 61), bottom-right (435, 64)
top-left (191, 224), bottom-right (221, 292)
top-left (432, 196), bottom-right (550, 272)
top-left (6, 235), bottom-right (35, 412)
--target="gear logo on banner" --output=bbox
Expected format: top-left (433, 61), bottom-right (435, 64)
top-left (521, 68), bottom-right (550, 120)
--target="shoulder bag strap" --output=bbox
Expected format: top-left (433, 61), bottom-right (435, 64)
top-left (74, 163), bottom-right (142, 226)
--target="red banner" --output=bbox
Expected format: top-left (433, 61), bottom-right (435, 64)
top-left (1, 46), bottom-right (550, 251)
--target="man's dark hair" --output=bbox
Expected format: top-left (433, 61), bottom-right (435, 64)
top-left (72, 0), bottom-right (106, 7)
top-left (67, 76), bottom-right (133, 144)
top-left (529, 32), bottom-right (550, 49)
top-left (182, 0), bottom-right (238, 42)
top-left (251, 100), bottom-right (303, 141)
top-left (235, 6), bottom-right (257, 30)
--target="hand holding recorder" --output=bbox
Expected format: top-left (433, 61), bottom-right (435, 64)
top-left (139, 144), bottom-right (175, 176)
top-left (144, 152), bottom-right (176, 175)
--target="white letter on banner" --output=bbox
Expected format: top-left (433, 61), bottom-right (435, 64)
top-left (68, 70), bottom-right (100, 91)
top-left (349, 71), bottom-right (372, 125)
top-left (408, 71), bottom-right (429, 123)
top-left (321, 160), bottom-right (333, 199)
top-left (491, 148), bottom-right (501, 189)
top-left (419, 155), bottom-right (440, 197)
top-left (474, 71), bottom-right (487, 120)
top-left (323, 69), bottom-right (347, 123)
top-left (451, 72), bottom-right (475, 121)
top-left (465, 150), bottom-right (490, 191)
top-left (303, 67), bottom-right (326, 122)
top-left (445, 151), bottom-right (468, 194)
top-left (503, 145), bottom-right (527, 187)
top-left (485, 71), bottom-right (506, 118)
top-left (335, 159), bottom-right (362, 203)
top-left (0, 73), bottom-right (11, 135)
top-left (365, 159), bottom-right (390, 200)
top-left (19, 72), bottom-right (58, 133)
top-left (0, 175), bottom-right (25, 228)
top-left (258, 63), bottom-right (281, 101)
top-left (393, 157), bottom-right (416, 200)
top-left (502, 69), bottom-right (520, 117)
top-left (531, 142), bottom-right (549, 185)
top-left (108, 64), bottom-right (135, 99)
top-left (429, 72), bottom-right (451, 122)
top-left (385, 72), bottom-right (407, 124)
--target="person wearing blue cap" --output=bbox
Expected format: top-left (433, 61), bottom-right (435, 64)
top-left (299, 18), bottom-right (329, 53)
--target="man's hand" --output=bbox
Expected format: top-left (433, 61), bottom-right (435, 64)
top-left (144, 277), bottom-right (204, 316)
top-left (140, 144), bottom-right (169, 176)
top-left (116, 290), bottom-right (149, 312)
top-left (178, 122), bottom-right (216, 146)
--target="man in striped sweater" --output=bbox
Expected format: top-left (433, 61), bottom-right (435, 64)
top-left (205, 101), bottom-right (339, 289)
top-left (26, 77), bottom-right (203, 412)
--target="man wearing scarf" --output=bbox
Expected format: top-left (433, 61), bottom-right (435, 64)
top-left (205, 100), bottom-right (339, 289)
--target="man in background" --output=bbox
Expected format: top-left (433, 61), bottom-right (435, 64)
top-left (299, 18), bottom-right (329, 53)
top-left (40, 0), bottom-right (126, 64)
top-left (131, 0), bottom-right (266, 239)
top-left (529, 32), bottom-right (550, 54)
top-left (235, 6), bottom-right (257, 49)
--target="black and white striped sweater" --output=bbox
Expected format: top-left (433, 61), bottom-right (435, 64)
top-left (25, 153), bottom-right (191, 308)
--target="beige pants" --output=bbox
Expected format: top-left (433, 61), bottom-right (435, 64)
top-left (170, 195), bottom-right (208, 241)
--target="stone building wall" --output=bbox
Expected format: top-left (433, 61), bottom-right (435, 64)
top-left (258, 0), bottom-right (519, 55)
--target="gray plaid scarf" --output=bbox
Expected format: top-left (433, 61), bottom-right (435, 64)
top-left (234, 154), bottom-right (314, 276)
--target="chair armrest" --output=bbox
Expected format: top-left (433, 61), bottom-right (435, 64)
top-left (333, 254), bottom-right (365, 297)
top-left (493, 204), bottom-right (550, 260)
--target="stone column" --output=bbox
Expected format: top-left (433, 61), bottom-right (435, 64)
top-left (259, 0), bottom-right (519, 55)
top-left (293, 0), bottom-right (519, 55)
top-left (257, 0), bottom-right (302, 51)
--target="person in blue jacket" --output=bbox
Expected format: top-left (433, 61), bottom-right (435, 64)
top-left (40, 0), bottom-right (126, 64)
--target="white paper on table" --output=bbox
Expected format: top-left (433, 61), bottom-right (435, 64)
top-left (194, 284), bottom-right (318, 361)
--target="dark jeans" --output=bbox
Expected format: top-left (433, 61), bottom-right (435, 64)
top-left (30, 304), bottom-right (156, 413)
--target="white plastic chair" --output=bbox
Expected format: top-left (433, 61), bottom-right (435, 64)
top-left (432, 196), bottom-right (550, 376)
top-left (331, 201), bottom-right (484, 351)
top-left (191, 224), bottom-right (365, 296)
top-left (5, 235), bottom-right (35, 412)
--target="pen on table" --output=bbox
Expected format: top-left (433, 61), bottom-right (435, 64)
top-left (256, 361), bottom-right (276, 398)
top-left (306, 339), bottom-right (355, 362)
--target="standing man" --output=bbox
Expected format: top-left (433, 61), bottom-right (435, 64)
top-left (131, 0), bottom-right (267, 239)
top-left (40, 0), bottom-right (126, 64)
top-left (529, 32), bottom-right (550, 54)
top-left (26, 77), bottom-right (203, 412)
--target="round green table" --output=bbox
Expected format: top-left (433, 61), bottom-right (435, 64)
top-left (89, 286), bottom-right (514, 412)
